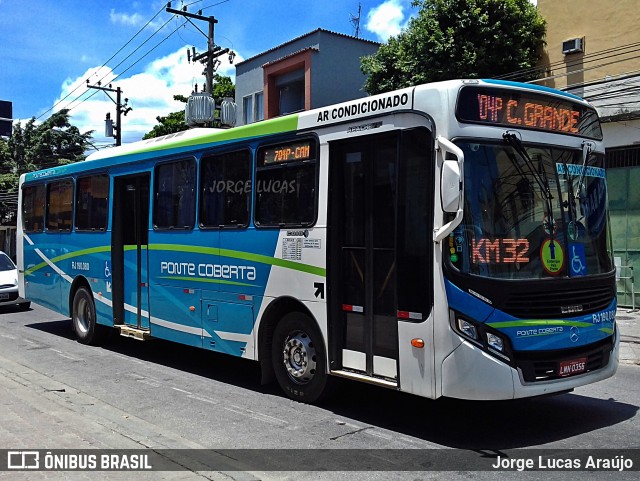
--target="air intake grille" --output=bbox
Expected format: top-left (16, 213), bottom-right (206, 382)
top-left (502, 285), bottom-right (615, 319)
top-left (515, 336), bottom-right (613, 382)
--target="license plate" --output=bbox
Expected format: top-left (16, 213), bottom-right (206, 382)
top-left (559, 357), bottom-right (587, 377)
top-left (0, 293), bottom-right (9, 300)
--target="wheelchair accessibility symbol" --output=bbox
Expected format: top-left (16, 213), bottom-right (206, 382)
top-left (569, 243), bottom-right (587, 276)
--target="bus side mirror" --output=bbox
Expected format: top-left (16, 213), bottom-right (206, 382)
top-left (441, 160), bottom-right (461, 213)
top-left (434, 136), bottom-right (464, 242)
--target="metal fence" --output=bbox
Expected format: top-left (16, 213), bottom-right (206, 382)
top-left (616, 256), bottom-right (637, 311)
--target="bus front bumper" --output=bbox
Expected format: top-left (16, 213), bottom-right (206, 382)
top-left (441, 328), bottom-right (619, 400)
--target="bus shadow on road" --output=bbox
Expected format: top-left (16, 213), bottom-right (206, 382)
top-left (26, 318), bottom-right (281, 396)
top-left (26, 318), bottom-right (638, 450)
top-left (322, 378), bottom-right (639, 449)
top-left (24, 317), bottom-right (76, 340)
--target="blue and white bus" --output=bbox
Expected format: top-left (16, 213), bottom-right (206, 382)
top-left (17, 79), bottom-right (618, 403)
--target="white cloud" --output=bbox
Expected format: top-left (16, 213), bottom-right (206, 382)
top-left (54, 46), bottom-right (242, 147)
top-left (366, 0), bottom-right (410, 42)
top-left (110, 9), bottom-right (145, 27)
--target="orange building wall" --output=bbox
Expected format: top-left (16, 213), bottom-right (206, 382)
top-left (537, 0), bottom-right (640, 90)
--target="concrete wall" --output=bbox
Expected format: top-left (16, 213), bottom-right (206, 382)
top-left (310, 31), bottom-right (377, 108)
top-left (235, 29), bottom-right (378, 125)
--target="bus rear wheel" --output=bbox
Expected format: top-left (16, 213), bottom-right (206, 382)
top-left (272, 312), bottom-right (330, 404)
top-left (72, 287), bottom-right (106, 345)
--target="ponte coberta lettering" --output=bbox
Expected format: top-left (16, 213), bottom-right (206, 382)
top-left (316, 93), bottom-right (410, 123)
top-left (160, 261), bottom-right (256, 281)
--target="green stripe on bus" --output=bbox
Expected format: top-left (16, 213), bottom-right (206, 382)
top-left (487, 319), bottom-right (595, 329)
top-left (24, 242), bottom-right (326, 278)
top-left (24, 245), bottom-right (112, 275)
top-left (157, 276), bottom-right (255, 287)
top-left (123, 115), bottom-right (300, 157)
top-left (148, 244), bottom-right (326, 277)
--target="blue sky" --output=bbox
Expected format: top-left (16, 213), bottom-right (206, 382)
top-left (0, 0), bottom-right (416, 147)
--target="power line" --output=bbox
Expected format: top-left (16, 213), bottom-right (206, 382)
top-left (496, 40), bottom-right (640, 82)
top-left (34, 0), bottom-right (228, 133)
top-left (36, 4), bottom-right (168, 121)
top-left (60, 15), bottom-right (179, 116)
top-left (66, 17), bottom-right (189, 117)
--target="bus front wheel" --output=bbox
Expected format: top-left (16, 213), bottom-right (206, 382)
top-left (272, 312), bottom-right (330, 404)
top-left (72, 287), bottom-right (105, 345)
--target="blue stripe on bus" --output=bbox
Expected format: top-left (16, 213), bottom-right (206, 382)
top-left (481, 79), bottom-right (584, 101)
top-left (444, 277), bottom-right (615, 351)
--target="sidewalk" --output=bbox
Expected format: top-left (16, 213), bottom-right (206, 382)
top-left (617, 308), bottom-right (640, 365)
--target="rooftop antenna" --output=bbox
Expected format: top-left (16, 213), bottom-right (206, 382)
top-left (350, 2), bottom-right (361, 38)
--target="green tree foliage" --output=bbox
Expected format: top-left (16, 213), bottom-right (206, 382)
top-left (143, 75), bottom-right (236, 139)
top-left (0, 109), bottom-right (93, 223)
top-left (361, 0), bottom-right (546, 94)
top-left (142, 106), bottom-right (188, 140)
top-left (212, 74), bottom-right (235, 100)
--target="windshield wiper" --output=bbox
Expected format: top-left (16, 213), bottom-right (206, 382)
top-left (576, 141), bottom-right (594, 198)
top-left (502, 132), bottom-right (553, 203)
top-left (502, 132), bottom-right (556, 228)
top-left (561, 161), bottom-right (578, 226)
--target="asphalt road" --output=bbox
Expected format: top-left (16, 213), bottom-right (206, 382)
top-left (0, 303), bottom-right (638, 481)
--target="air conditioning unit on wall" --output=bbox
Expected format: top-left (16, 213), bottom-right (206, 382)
top-left (562, 37), bottom-right (584, 55)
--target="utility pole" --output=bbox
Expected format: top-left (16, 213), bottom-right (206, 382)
top-left (86, 82), bottom-right (132, 146)
top-left (166, 5), bottom-right (230, 95)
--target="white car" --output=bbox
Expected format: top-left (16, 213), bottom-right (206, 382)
top-left (0, 251), bottom-right (30, 310)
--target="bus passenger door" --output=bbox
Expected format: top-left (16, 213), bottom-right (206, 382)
top-left (329, 133), bottom-right (400, 381)
top-left (329, 128), bottom-right (434, 388)
top-left (112, 174), bottom-right (150, 330)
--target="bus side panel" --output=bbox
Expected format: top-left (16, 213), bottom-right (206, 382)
top-left (202, 291), bottom-right (254, 356)
top-left (68, 234), bottom-right (115, 327)
top-left (58, 233), bottom-right (75, 316)
top-left (147, 230), bottom-right (212, 346)
top-left (148, 285), bottom-right (203, 348)
top-left (23, 233), bottom-right (60, 313)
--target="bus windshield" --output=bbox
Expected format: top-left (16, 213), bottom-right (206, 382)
top-left (449, 139), bottom-right (613, 280)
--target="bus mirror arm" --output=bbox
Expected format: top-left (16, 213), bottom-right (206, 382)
top-left (434, 136), bottom-right (464, 242)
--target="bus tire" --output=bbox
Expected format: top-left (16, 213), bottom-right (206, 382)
top-left (72, 287), bottom-right (105, 345)
top-left (272, 312), bottom-right (330, 404)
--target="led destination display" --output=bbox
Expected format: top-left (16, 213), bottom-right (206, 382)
top-left (456, 86), bottom-right (602, 139)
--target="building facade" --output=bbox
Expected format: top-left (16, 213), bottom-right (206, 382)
top-left (537, 0), bottom-right (640, 306)
top-left (234, 29), bottom-right (379, 126)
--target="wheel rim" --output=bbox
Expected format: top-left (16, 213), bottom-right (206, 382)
top-left (282, 330), bottom-right (317, 384)
top-left (75, 297), bottom-right (91, 335)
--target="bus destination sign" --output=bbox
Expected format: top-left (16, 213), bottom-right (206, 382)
top-left (456, 86), bottom-right (602, 140)
top-left (261, 140), bottom-right (313, 165)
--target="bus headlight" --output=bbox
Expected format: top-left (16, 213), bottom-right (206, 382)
top-left (487, 332), bottom-right (504, 352)
top-left (457, 318), bottom-right (478, 341)
top-left (450, 310), bottom-right (514, 365)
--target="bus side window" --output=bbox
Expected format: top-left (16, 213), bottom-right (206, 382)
top-left (255, 139), bottom-right (318, 228)
top-left (153, 158), bottom-right (196, 230)
top-left (76, 174), bottom-right (109, 231)
top-left (22, 184), bottom-right (46, 233)
top-left (199, 150), bottom-right (251, 228)
top-left (46, 179), bottom-right (74, 232)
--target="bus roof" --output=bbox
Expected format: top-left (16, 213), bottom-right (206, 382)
top-left (23, 79), bottom-right (591, 183)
